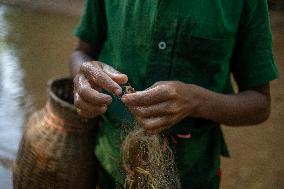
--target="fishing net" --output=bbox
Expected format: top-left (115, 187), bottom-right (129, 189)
top-left (120, 86), bottom-right (181, 189)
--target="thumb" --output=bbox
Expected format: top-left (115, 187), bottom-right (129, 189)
top-left (145, 81), bottom-right (166, 91)
top-left (102, 64), bottom-right (128, 85)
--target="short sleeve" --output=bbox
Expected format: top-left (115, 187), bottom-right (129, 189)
top-left (74, 0), bottom-right (107, 47)
top-left (231, 0), bottom-right (279, 90)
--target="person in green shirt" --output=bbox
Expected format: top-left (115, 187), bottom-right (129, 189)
top-left (70, 0), bottom-right (278, 188)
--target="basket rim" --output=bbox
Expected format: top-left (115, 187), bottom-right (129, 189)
top-left (47, 77), bottom-right (76, 112)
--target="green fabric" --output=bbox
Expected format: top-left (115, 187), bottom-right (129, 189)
top-left (74, 0), bottom-right (278, 188)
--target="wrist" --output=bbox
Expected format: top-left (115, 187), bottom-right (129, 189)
top-left (70, 51), bottom-right (93, 78)
top-left (185, 83), bottom-right (206, 118)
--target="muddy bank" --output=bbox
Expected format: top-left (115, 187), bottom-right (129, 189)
top-left (269, 0), bottom-right (284, 10)
top-left (0, 0), bottom-right (83, 15)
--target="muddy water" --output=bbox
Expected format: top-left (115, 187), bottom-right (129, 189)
top-left (0, 4), bottom-right (79, 188)
top-left (0, 3), bottom-right (283, 189)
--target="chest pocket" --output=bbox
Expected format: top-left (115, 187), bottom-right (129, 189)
top-left (170, 21), bottom-right (235, 90)
top-left (176, 35), bottom-right (234, 62)
top-left (175, 19), bottom-right (236, 63)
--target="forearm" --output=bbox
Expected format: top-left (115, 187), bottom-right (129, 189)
top-left (191, 84), bottom-right (271, 126)
top-left (69, 40), bottom-right (101, 78)
top-left (69, 51), bottom-right (93, 78)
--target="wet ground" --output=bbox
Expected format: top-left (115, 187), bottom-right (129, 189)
top-left (0, 3), bottom-right (283, 189)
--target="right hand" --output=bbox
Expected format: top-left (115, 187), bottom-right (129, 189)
top-left (74, 61), bottom-right (128, 118)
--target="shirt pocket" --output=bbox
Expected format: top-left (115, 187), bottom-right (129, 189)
top-left (170, 25), bottom-right (235, 90)
top-left (175, 34), bottom-right (235, 63)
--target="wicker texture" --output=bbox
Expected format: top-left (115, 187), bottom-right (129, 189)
top-left (13, 78), bottom-right (99, 189)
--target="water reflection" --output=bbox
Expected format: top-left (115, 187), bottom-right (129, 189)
top-left (0, 4), bottom-right (79, 188)
top-left (0, 6), bottom-right (25, 188)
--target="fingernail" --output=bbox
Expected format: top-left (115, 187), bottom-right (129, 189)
top-left (122, 74), bottom-right (128, 79)
top-left (118, 74), bottom-right (128, 84)
top-left (106, 98), bottom-right (112, 105)
top-left (114, 88), bottom-right (122, 96)
top-left (121, 96), bottom-right (126, 103)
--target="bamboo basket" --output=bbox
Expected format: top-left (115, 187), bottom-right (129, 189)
top-left (13, 78), bottom-right (99, 189)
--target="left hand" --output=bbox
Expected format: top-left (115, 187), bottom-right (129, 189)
top-left (121, 81), bottom-right (199, 134)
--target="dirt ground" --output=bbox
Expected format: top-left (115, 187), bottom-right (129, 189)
top-left (221, 10), bottom-right (284, 189)
top-left (0, 0), bottom-right (83, 15)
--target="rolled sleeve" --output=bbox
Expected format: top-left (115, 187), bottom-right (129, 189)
top-left (231, 0), bottom-right (279, 90)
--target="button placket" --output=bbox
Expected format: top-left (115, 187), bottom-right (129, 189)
top-left (145, 21), bottom-right (178, 87)
top-left (144, 0), bottom-right (179, 88)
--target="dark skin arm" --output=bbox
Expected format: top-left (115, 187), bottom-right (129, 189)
top-left (71, 40), bottom-right (271, 133)
top-left (70, 40), bottom-right (99, 77)
top-left (195, 84), bottom-right (271, 126)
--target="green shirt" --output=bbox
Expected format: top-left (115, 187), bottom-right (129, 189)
top-left (75, 0), bottom-right (278, 187)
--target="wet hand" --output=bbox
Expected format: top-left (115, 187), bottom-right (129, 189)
top-left (74, 61), bottom-right (128, 118)
top-left (122, 81), bottom-right (199, 134)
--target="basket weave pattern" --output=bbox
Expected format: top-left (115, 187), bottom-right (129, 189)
top-left (13, 78), bottom-right (99, 189)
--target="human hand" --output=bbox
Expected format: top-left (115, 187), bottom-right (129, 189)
top-left (121, 81), bottom-right (199, 134)
top-left (74, 61), bottom-right (128, 118)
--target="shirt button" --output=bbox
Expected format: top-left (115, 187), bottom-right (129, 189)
top-left (158, 41), bottom-right (167, 50)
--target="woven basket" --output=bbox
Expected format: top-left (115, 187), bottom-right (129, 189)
top-left (13, 78), bottom-right (99, 189)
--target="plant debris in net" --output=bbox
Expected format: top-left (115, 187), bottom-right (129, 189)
top-left (121, 124), bottom-right (181, 189)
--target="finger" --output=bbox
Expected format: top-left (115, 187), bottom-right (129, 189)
top-left (74, 74), bottom-right (101, 92)
top-left (146, 127), bottom-right (165, 135)
top-left (80, 62), bottom-right (122, 96)
top-left (136, 116), bottom-right (172, 131)
top-left (73, 74), bottom-right (83, 92)
top-left (79, 87), bottom-right (112, 105)
top-left (77, 109), bottom-right (105, 118)
top-left (74, 74), bottom-right (112, 105)
top-left (121, 86), bottom-right (172, 106)
top-left (148, 81), bottom-right (169, 89)
top-left (102, 64), bottom-right (128, 85)
top-left (74, 93), bottom-right (108, 113)
top-left (128, 101), bottom-right (174, 118)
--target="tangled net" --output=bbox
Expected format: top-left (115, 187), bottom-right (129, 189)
top-left (121, 124), bottom-right (181, 189)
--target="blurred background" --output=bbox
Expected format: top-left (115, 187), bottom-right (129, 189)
top-left (0, 0), bottom-right (283, 188)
